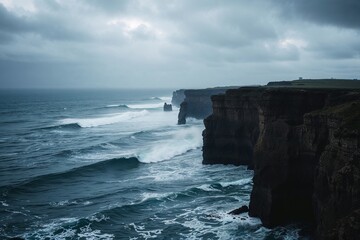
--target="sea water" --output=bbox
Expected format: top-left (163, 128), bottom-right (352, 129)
top-left (0, 89), bottom-right (301, 239)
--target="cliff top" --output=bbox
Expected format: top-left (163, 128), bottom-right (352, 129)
top-left (267, 79), bottom-right (360, 89)
top-left (184, 87), bottom-right (239, 96)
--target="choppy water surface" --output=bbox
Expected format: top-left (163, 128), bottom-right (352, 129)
top-left (0, 89), bottom-right (301, 239)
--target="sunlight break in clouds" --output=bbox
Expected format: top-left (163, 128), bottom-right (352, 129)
top-left (278, 38), bottom-right (307, 49)
top-left (106, 17), bottom-right (165, 39)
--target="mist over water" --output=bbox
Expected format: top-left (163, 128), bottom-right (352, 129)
top-left (0, 89), bottom-right (301, 239)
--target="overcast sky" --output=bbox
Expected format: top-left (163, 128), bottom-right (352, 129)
top-left (0, 0), bottom-right (359, 89)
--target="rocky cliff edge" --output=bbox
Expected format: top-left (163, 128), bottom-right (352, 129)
top-left (202, 86), bottom-right (360, 239)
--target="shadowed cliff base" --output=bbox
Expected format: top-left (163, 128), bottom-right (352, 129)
top-left (201, 79), bottom-right (360, 239)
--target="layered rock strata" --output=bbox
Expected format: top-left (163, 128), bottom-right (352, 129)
top-left (203, 86), bottom-right (360, 239)
top-left (203, 87), bottom-right (261, 167)
top-left (309, 102), bottom-right (360, 239)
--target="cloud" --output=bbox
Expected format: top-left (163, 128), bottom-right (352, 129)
top-left (0, 2), bottom-right (92, 43)
top-left (81, 0), bottom-right (130, 14)
top-left (0, 3), bottom-right (32, 38)
top-left (0, 0), bottom-right (359, 89)
top-left (274, 0), bottom-right (360, 30)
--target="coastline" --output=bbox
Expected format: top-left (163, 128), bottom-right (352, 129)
top-left (173, 79), bottom-right (360, 239)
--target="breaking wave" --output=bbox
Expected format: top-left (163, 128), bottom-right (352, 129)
top-left (105, 104), bottom-right (129, 108)
top-left (138, 126), bottom-right (203, 163)
top-left (59, 110), bottom-right (149, 128)
top-left (127, 103), bottom-right (164, 109)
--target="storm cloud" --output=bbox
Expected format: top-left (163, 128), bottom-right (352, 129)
top-left (275, 0), bottom-right (360, 30)
top-left (0, 0), bottom-right (359, 89)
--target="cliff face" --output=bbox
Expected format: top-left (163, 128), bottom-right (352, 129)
top-left (203, 87), bottom-right (360, 239)
top-left (177, 88), bottom-right (235, 124)
top-left (309, 102), bottom-right (360, 239)
top-left (171, 89), bottom-right (185, 107)
top-left (249, 89), bottom-right (330, 227)
top-left (203, 88), bottom-right (262, 167)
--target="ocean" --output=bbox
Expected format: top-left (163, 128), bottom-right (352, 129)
top-left (0, 89), bottom-right (301, 239)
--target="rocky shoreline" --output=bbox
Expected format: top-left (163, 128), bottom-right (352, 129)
top-left (173, 80), bottom-right (360, 239)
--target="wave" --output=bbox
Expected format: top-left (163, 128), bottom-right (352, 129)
top-left (219, 178), bottom-right (253, 187)
top-left (40, 123), bottom-right (82, 130)
top-left (127, 103), bottom-right (164, 109)
top-left (149, 97), bottom-right (162, 100)
top-left (59, 110), bottom-right (149, 128)
top-left (105, 104), bottom-right (129, 108)
top-left (2, 157), bottom-right (140, 192)
top-left (158, 96), bottom-right (172, 102)
top-left (138, 126), bottom-right (203, 163)
top-left (150, 96), bottom-right (172, 102)
top-left (23, 216), bottom-right (115, 240)
top-left (98, 182), bottom-right (243, 218)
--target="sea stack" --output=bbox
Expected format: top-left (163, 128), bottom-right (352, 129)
top-left (163, 103), bottom-right (172, 111)
top-left (178, 102), bottom-right (188, 124)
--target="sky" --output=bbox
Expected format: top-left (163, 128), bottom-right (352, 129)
top-left (0, 0), bottom-right (359, 89)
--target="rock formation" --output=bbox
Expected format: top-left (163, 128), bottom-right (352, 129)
top-left (228, 205), bottom-right (249, 215)
top-left (163, 103), bottom-right (172, 111)
top-left (309, 102), bottom-right (360, 239)
top-left (171, 89), bottom-right (185, 107)
top-left (202, 84), bottom-right (360, 239)
top-left (177, 101), bottom-right (188, 125)
top-left (176, 87), bottom-right (236, 124)
top-left (203, 87), bottom-right (262, 167)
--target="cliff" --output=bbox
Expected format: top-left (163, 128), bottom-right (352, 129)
top-left (171, 89), bottom-right (185, 107)
top-left (203, 85), bottom-right (360, 239)
top-left (203, 87), bottom-right (262, 167)
top-left (309, 102), bottom-right (360, 239)
top-left (176, 87), bottom-right (236, 124)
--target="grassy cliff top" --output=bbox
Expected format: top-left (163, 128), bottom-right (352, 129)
top-left (329, 101), bottom-right (360, 130)
top-left (267, 79), bottom-right (360, 89)
top-left (309, 101), bottom-right (360, 130)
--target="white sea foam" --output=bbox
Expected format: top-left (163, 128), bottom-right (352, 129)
top-left (196, 184), bottom-right (221, 192)
top-left (127, 103), bottom-right (164, 109)
top-left (25, 216), bottom-right (114, 240)
top-left (149, 96), bottom-right (172, 101)
top-left (138, 126), bottom-right (203, 163)
top-left (157, 96), bottom-right (172, 102)
top-left (60, 110), bottom-right (149, 128)
top-left (152, 170), bottom-right (191, 182)
top-left (49, 200), bottom-right (93, 207)
top-left (49, 200), bottom-right (72, 207)
top-left (129, 223), bottom-right (163, 239)
top-left (140, 192), bottom-right (169, 202)
top-left (219, 178), bottom-right (253, 187)
top-left (24, 218), bottom-right (78, 240)
top-left (216, 211), bottom-right (262, 226)
top-left (89, 214), bottom-right (110, 222)
top-left (83, 201), bottom-right (92, 205)
top-left (177, 209), bottom-right (263, 240)
top-left (78, 230), bottom-right (114, 240)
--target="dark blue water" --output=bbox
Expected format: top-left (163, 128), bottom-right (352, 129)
top-left (0, 89), bottom-right (301, 239)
